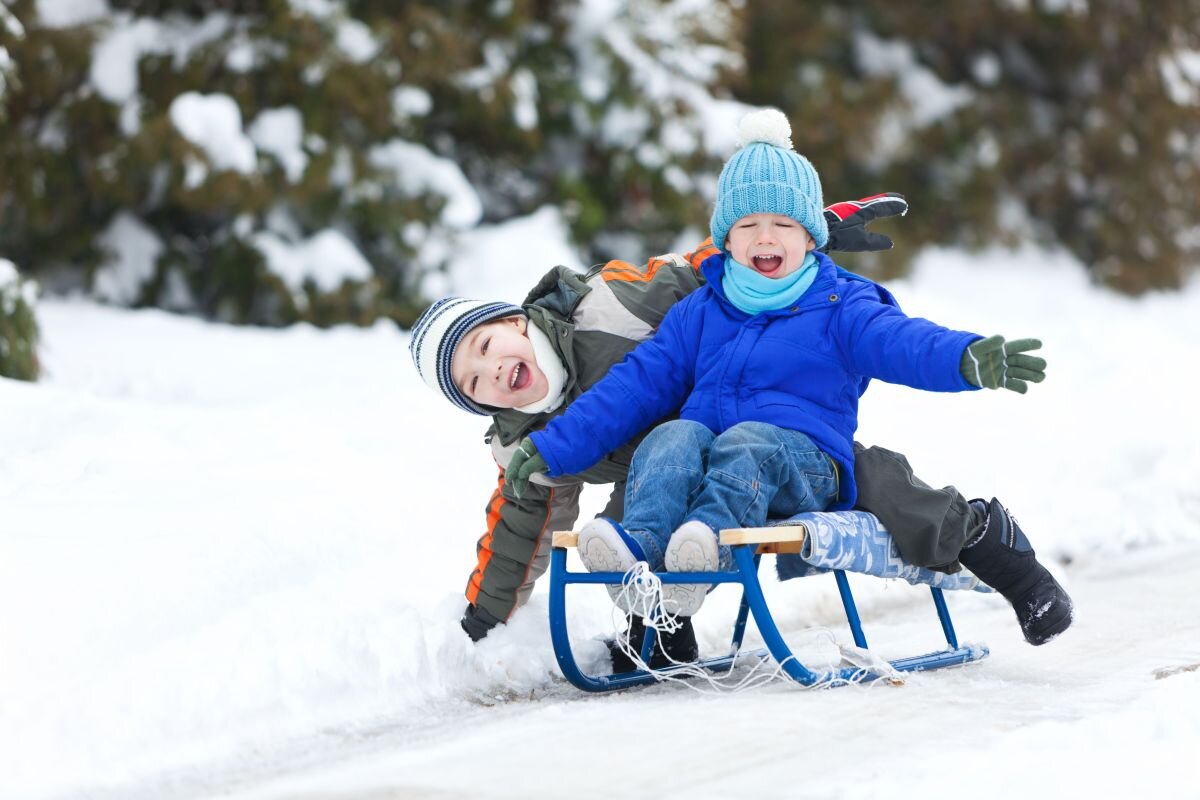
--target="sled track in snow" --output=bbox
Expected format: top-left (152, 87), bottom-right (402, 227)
top-left (77, 544), bottom-right (1200, 800)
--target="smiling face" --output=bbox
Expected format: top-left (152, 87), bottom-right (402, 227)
top-left (726, 213), bottom-right (816, 278)
top-left (450, 315), bottom-right (550, 410)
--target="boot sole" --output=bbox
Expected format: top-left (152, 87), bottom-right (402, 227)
top-left (663, 525), bottom-right (718, 616)
top-left (578, 521), bottom-right (639, 614)
top-left (1023, 596), bottom-right (1074, 645)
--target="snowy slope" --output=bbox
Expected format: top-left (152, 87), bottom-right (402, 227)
top-left (2, 237), bottom-right (1199, 799)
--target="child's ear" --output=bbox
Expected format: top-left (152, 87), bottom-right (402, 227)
top-left (508, 315), bottom-right (529, 335)
top-left (805, 232), bottom-right (816, 252)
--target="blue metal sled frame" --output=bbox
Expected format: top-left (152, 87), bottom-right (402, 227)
top-left (548, 542), bottom-right (989, 692)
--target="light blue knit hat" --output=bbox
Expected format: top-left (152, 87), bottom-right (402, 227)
top-left (710, 109), bottom-right (828, 252)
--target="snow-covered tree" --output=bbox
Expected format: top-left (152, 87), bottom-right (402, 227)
top-left (0, 257), bottom-right (38, 381)
top-left (0, 3), bottom-right (20, 123)
top-left (743, 0), bottom-right (1200, 293)
top-left (1, 0), bottom-right (1196, 329)
top-left (0, 0), bottom-right (744, 324)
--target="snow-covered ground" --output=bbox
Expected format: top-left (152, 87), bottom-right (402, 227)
top-left (2, 238), bottom-right (1199, 800)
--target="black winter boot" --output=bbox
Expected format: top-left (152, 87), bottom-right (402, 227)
top-left (607, 615), bottom-right (700, 674)
top-left (958, 498), bottom-right (1074, 645)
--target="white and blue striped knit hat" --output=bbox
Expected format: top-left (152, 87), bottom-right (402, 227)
top-left (409, 297), bottom-right (523, 415)
top-left (710, 108), bottom-right (828, 252)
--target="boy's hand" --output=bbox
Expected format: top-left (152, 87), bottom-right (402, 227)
top-left (461, 603), bottom-right (503, 641)
top-left (505, 437), bottom-right (548, 499)
top-left (960, 336), bottom-right (1047, 394)
top-left (822, 192), bottom-right (908, 253)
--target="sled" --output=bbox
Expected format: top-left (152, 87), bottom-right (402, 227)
top-left (548, 514), bottom-right (989, 692)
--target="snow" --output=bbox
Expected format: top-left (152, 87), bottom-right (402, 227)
top-left (0, 257), bottom-right (17, 288)
top-left (456, 40), bottom-right (511, 95)
top-left (0, 5), bottom-right (19, 109)
top-left (89, 13), bottom-right (232, 106)
top-left (0, 257), bottom-right (36, 316)
top-left (34, 0), bottom-right (109, 29)
top-left (248, 107), bottom-right (309, 183)
top-left (569, 0), bottom-right (746, 163)
top-left (854, 31), bottom-right (975, 168)
top-left (252, 228), bottom-right (373, 297)
top-left (1160, 50), bottom-right (1200, 106)
top-left (423, 206), bottom-right (583, 302)
top-left (856, 30), bottom-right (974, 125)
top-left (334, 17), bottom-right (379, 64)
top-left (92, 212), bottom-right (164, 305)
top-left (168, 92), bottom-right (257, 177)
top-left (368, 139), bottom-right (483, 229)
top-left (0, 50), bottom-right (12, 106)
top-left (288, 0), bottom-right (339, 20)
top-left (600, 103), bottom-right (652, 148)
top-left (390, 85), bottom-right (432, 119)
top-left (973, 51), bottom-right (1003, 86)
top-left (510, 67), bottom-right (539, 131)
top-left (3, 229), bottom-right (1200, 800)
top-left (1040, 0), bottom-right (1089, 13)
top-left (89, 16), bottom-right (159, 103)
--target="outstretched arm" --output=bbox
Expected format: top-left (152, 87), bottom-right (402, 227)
top-left (836, 286), bottom-right (1047, 396)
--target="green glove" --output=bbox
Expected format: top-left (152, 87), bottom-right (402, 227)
top-left (960, 335), bottom-right (1047, 394)
top-left (505, 437), bottom-right (548, 499)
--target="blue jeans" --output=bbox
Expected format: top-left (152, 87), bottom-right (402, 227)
top-left (620, 420), bottom-right (838, 568)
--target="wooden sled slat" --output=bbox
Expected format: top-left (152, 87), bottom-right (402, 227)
top-left (552, 531), bottom-right (580, 549)
top-left (552, 526), bottom-right (806, 555)
top-left (719, 524), bottom-right (807, 553)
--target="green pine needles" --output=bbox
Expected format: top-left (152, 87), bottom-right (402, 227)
top-left (0, 258), bottom-right (39, 382)
top-left (0, 2), bottom-right (1196, 328)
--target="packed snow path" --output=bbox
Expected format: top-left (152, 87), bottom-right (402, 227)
top-left (75, 544), bottom-right (1200, 799)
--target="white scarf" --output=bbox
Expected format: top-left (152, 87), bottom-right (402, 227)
top-left (515, 323), bottom-right (567, 415)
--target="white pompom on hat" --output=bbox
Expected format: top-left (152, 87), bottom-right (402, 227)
top-left (735, 107), bottom-right (794, 150)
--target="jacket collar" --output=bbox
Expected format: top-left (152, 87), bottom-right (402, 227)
top-left (700, 250), bottom-right (841, 316)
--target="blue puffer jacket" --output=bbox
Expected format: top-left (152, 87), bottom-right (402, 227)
top-left (531, 251), bottom-right (981, 508)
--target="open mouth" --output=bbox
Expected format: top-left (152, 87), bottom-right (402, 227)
top-left (752, 255), bottom-right (783, 275)
top-left (509, 362), bottom-right (532, 391)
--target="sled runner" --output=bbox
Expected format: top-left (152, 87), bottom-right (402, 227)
top-left (548, 511), bottom-right (990, 692)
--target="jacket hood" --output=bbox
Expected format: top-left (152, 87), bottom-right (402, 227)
top-left (522, 265), bottom-right (593, 320)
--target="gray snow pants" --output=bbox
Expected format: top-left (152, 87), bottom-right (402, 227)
top-left (851, 443), bottom-right (985, 573)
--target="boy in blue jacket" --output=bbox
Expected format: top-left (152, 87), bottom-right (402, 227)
top-left (507, 110), bottom-right (1071, 642)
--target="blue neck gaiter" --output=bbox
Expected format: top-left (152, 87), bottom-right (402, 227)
top-left (722, 252), bottom-right (819, 314)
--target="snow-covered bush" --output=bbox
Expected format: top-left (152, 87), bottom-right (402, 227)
top-left (0, 1), bottom-right (747, 325)
top-left (0, 4), bottom-right (19, 123)
top-left (0, 257), bottom-right (39, 381)
top-left (742, 1), bottom-right (1200, 292)
top-left (0, 3), bottom-right (482, 325)
top-left (0, 0), bottom-right (22, 126)
top-left (0, 0), bottom-right (1195, 328)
